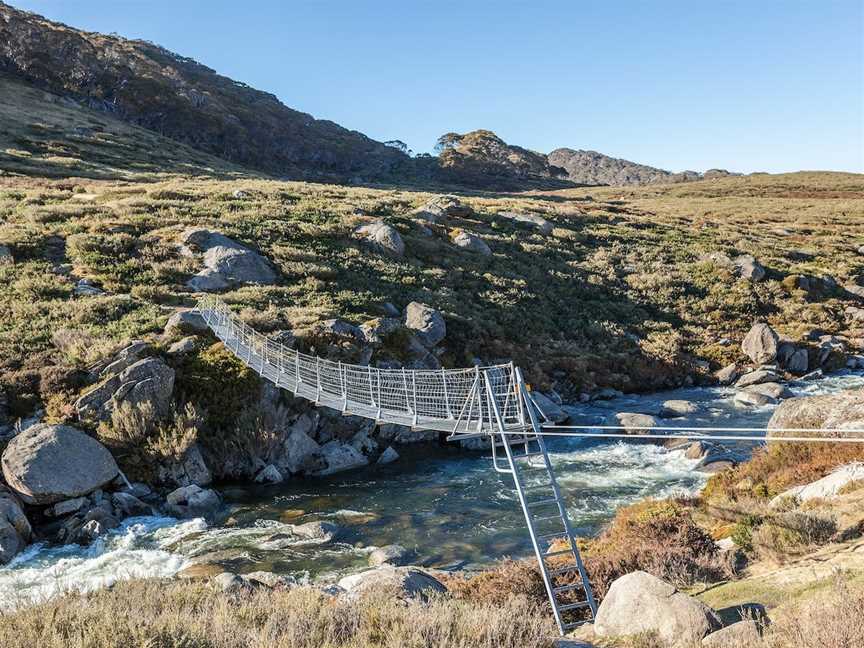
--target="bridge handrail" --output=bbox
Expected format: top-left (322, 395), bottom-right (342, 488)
top-left (196, 296), bottom-right (522, 431)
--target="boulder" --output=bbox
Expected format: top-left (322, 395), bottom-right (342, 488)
top-left (245, 571), bottom-right (297, 590)
top-left (111, 491), bottom-right (152, 517)
top-left (168, 336), bottom-right (201, 355)
top-left (733, 254), bottom-right (766, 281)
top-left (368, 544), bottom-right (412, 566)
top-left (659, 400), bottom-right (701, 418)
top-left (97, 341), bottom-right (152, 377)
top-left (279, 428), bottom-right (324, 475)
top-left (743, 382), bottom-right (791, 400)
top-left (76, 357), bottom-right (175, 423)
top-left (359, 317), bottom-right (403, 345)
top-left (156, 443), bottom-right (212, 487)
top-left (0, 486), bottom-right (31, 564)
top-left (212, 572), bottom-right (253, 594)
top-left (315, 318), bottom-right (364, 341)
top-left (734, 369), bottom-right (780, 388)
top-left (413, 195), bottom-right (473, 223)
top-left (594, 571), bottom-right (721, 647)
top-left (353, 221), bottom-right (405, 257)
top-left (531, 391), bottom-right (569, 423)
top-left (606, 413), bottom-right (659, 436)
top-left (741, 323), bottom-right (779, 364)
top-left (497, 211), bottom-right (553, 235)
top-left (165, 485), bottom-right (221, 518)
top-left (254, 464), bottom-right (283, 484)
top-left (74, 278), bottom-right (104, 296)
top-left (338, 566), bottom-right (447, 601)
top-left (786, 348), bottom-right (809, 374)
top-left (47, 496), bottom-right (88, 517)
top-left (164, 310), bottom-right (209, 336)
top-left (315, 441), bottom-right (369, 476)
top-left (451, 230), bottom-right (491, 256)
top-left (733, 390), bottom-right (774, 407)
top-left (1, 424), bottom-right (119, 505)
top-left (403, 302), bottom-right (446, 347)
top-left (768, 390), bottom-right (864, 437)
top-left (181, 229), bottom-right (277, 292)
top-left (377, 423), bottom-right (437, 444)
top-left (702, 620), bottom-right (761, 647)
top-left (292, 520), bottom-right (341, 543)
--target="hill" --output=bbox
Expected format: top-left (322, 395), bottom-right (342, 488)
top-left (0, 2), bottom-right (409, 184)
top-left (549, 148), bottom-right (719, 185)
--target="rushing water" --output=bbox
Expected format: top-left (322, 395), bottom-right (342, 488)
top-left (3, 371), bottom-right (864, 607)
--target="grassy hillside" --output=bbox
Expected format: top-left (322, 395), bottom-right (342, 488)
top-left (0, 76), bottom-right (248, 180)
top-left (1, 170), bottom-right (863, 418)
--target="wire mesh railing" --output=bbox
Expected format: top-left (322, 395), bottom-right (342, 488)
top-left (196, 296), bottom-right (524, 433)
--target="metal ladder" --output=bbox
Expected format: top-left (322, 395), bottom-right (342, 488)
top-left (482, 370), bottom-right (597, 634)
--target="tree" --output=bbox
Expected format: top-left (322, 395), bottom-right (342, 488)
top-left (434, 132), bottom-right (463, 155)
top-left (384, 140), bottom-right (412, 156)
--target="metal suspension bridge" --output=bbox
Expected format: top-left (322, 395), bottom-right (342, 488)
top-left (196, 296), bottom-right (864, 634)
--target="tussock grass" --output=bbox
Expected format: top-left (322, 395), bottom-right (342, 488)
top-left (0, 579), bottom-right (556, 648)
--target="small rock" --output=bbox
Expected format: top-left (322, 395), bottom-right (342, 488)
top-left (715, 364), bottom-right (739, 385)
top-left (111, 492), bottom-right (151, 517)
top-left (497, 211), bottom-right (553, 235)
top-left (212, 572), bottom-right (251, 594)
top-left (292, 520), bottom-right (341, 543)
top-left (314, 441), bottom-right (369, 476)
top-left (368, 544), bottom-right (412, 566)
top-left (254, 464), bottom-right (284, 484)
top-left (702, 620), bottom-right (761, 647)
top-left (245, 571), bottom-right (296, 589)
top-left (606, 413), bottom-right (659, 435)
top-left (733, 255), bottom-right (766, 282)
top-left (733, 390), bottom-right (774, 407)
top-left (403, 302), bottom-right (446, 347)
top-left (353, 220), bottom-right (405, 257)
top-left (48, 496), bottom-right (89, 517)
top-left (377, 446), bottom-right (399, 465)
top-left (74, 279), bottom-right (105, 297)
top-left (338, 566), bottom-right (447, 601)
top-left (451, 230), bottom-right (491, 256)
top-left (413, 195), bottom-right (473, 223)
top-left (734, 369), bottom-right (780, 388)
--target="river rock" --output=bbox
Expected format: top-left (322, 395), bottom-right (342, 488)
top-left (659, 400), bottom-right (701, 418)
top-left (377, 446), bottom-right (399, 465)
top-left (702, 620), bottom-right (761, 647)
top-left (497, 211), bottom-right (553, 235)
top-left (353, 220), bottom-right (405, 257)
top-left (338, 566), bottom-right (447, 601)
top-left (181, 229), bottom-right (277, 292)
top-left (279, 428), bottom-right (324, 475)
top-left (245, 571), bottom-right (297, 590)
top-left (293, 520), bottom-right (341, 543)
top-left (594, 571), bottom-right (721, 647)
top-left (606, 413), bottom-right (659, 435)
top-left (1, 424), bottom-right (119, 505)
top-left (368, 544), bottom-right (412, 566)
top-left (165, 485), bottom-right (221, 518)
top-left (0, 486), bottom-right (31, 564)
top-left (76, 357), bottom-right (175, 423)
top-left (715, 363), bottom-right (739, 385)
top-left (314, 441), bottom-right (369, 476)
top-left (744, 382), bottom-right (791, 400)
top-left (111, 491), bottom-right (152, 517)
top-left (403, 302), bottom-right (446, 347)
top-left (531, 391), bottom-right (568, 423)
top-left (156, 443), bottom-right (212, 487)
top-left (734, 369), bottom-right (780, 389)
top-left (413, 195), bottom-right (473, 223)
top-left (734, 390), bottom-right (774, 407)
top-left (742, 323), bottom-right (779, 364)
top-left (254, 464), bottom-right (283, 484)
top-left (451, 230), bottom-right (491, 256)
top-left (377, 423), bottom-right (437, 444)
top-left (48, 496), bottom-right (88, 517)
top-left (768, 389), bottom-right (864, 437)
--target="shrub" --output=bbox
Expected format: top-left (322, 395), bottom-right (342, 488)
top-left (443, 559), bottom-right (547, 607)
top-left (751, 511), bottom-right (838, 561)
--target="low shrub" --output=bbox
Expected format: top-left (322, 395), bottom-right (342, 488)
top-left (751, 511), bottom-right (838, 561)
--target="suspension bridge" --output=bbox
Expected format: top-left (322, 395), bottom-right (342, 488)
top-left (196, 296), bottom-right (864, 634)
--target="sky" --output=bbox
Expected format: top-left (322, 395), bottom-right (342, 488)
top-left (10, 0), bottom-right (864, 174)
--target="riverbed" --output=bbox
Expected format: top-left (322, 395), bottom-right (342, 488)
top-left (3, 371), bottom-right (863, 608)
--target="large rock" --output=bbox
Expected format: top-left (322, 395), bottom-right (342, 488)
top-left (734, 369), bottom-right (780, 388)
top-left (606, 413), bottom-right (659, 435)
top-left (368, 544), bottom-right (412, 567)
top-left (279, 428), bottom-right (324, 475)
top-left (733, 254), bottom-right (766, 282)
top-left (181, 229), bottom-right (277, 292)
top-left (76, 357), bottom-right (175, 423)
top-left (594, 571), bottom-right (721, 647)
top-left (773, 463), bottom-right (864, 503)
top-left (403, 302), bottom-right (446, 347)
top-left (768, 389), bottom-right (864, 437)
top-left (531, 391), bottom-right (568, 423)
top-left (1, 424), bottom-right (119, 505)
top-left (659, 400), bottom-right (701, 418)
top-left (164, 310), bottom-right (209, 336)
top-left (165, 485), bottom-right (221, 518)
top-left (413, 195), bottom-right (473, 223)
top-left (314, 441), bottom-right (369, 476)
top-left (451, 230), bottom-right (491, 256)
top-left (702, 620), bottom-right (761, 647)
top-left (741, 323), bottom-right (779, 364)
top-left (337, 565), bottom-right (447, 601)
top-left (156, 443), bottom-right (212, 487)
top-left (0, 486), bottom-right (31, 564)
top-left (353, 221), bottom-right (405, 257)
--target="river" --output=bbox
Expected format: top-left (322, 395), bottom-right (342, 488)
top-left (2, 371), bottom-right (863, 609)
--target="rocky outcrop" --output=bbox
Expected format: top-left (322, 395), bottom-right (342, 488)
top-left (1, 424), bottom-right (119, 505)
top-left (180, 229), bottom-right (277, 292)
top-left (353, 220), bottom-right (405, 257)
top-left (497, 211), bottom-right (553, 235)
top-left (412, 196), bottom-right (474, 224)
top-left (548, 148), bottom-right (705, 186)
top-left (594, 571), bottom-right (721, 647)
top-left (773, 463), bottom-right (864, 503)
top-left (76, 357), bottom-right (175, 423)
top-left (337, 566), bottom-right (447, 601)
top-left (0, 485), bottom-right (31, 564)
top-left (314, 441), bottom-right (368, 476)
top-left (741, 323), bottom-right (779, 364)
top-left (768, 389), bottom-right (864, 437)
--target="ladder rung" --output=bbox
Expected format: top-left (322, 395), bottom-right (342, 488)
top-left (558, 601), bottom-right (591, 612)
top-left (563, 620), bottom-right (591, 630)
top-left (527, 498), bottom-right (560, 508)
top-left (538, 532), bottom-right (566, 540)
top-left (514, 451), bottom-right (545, 459)
top-left (543, 549), bottom-right (574, 558)
top-left (532, 514), bottom-right (564, 523)
top-left (548, 565), bottom-right (578, 577)
top-left (553, 583), bottom-right (586, 594)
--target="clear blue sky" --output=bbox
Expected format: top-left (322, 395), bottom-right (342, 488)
top-left (11, 0), bottom-right (864, 173)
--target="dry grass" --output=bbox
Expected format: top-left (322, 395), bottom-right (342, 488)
top-left (0, 579), bottom-right (557, 648)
